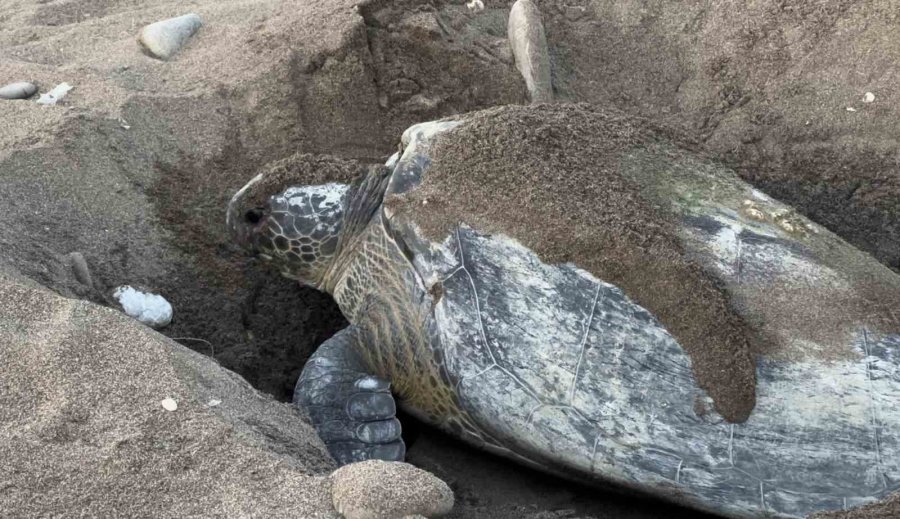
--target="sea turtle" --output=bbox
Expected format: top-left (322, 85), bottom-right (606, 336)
top-left (227, 105), bottom-right (900, 518)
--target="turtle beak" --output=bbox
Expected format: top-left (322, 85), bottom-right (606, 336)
top-left (227, 173), bottom-right (266, 250)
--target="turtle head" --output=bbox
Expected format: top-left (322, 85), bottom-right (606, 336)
top-left (227, 173), bottom-right (350, 288)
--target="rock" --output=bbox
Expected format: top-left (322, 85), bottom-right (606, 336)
top-left (67, 252), bottom-right (92, 287)
top-left (0, 269), bottom-right (336, 517)
top-left (0, 81), bottom-right (37, 100)
top-left (138, 13), bottom-right (203, 60)
top-left (35, 83), bottom-right (73, 105)
top-left (508, 0), bottom-right (553, 103)
top-left (113, 285), bottom-right (173, 328)
top-left (331, 460), bottom-right (454, 519)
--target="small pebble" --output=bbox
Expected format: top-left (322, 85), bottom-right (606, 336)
top-left (36, 83), bottom-right (73, 105)
top-left (161, 398), bottom-right (178, 411)
top-left (863, 92), bottom-right (875, 103)
top-left (113, 285), bottom-right (173, 328)
top-left (67, 252), bottom-right (93, 287)
top-left (138, 13), bottom-right (202, 60)
top-left (0, 81), bottom-right (37, 100)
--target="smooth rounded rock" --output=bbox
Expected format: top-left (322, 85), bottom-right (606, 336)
top-left (508, 0), bottom-right (553, 103)
top-left (138, 13), bottom-right (202, 60)
top-left (68, 252), bottom-right (93, 287)
top-left (0, 81), bottom-right (37, 100)
top-left (331, 461), bottom-right (453, 519)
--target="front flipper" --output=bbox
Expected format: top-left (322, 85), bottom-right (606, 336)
top-left (294, 327), bottom-right (405, 465)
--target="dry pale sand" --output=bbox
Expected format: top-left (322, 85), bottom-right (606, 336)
top-left (1, 0), bottom-right (898, 517)
top-left (0, 266), bottom-right (337, 517)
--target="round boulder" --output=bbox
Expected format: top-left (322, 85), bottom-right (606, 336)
top-left (331, 461), bottom-right (453, 519)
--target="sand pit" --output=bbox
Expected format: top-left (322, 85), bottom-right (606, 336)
top-left (1, 0), bottom-right (897, 517)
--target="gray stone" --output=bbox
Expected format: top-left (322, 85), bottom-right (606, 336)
top-left (0, 81), bottom-right (37, 100)
top-left (508, 0), bottom-right (553, 103)
top-left (331, 461), bottom-right (454, 519)
top-left (138, 13), bottom-right (203, 60)
top-left (67, 252), bottom-right (92, 287)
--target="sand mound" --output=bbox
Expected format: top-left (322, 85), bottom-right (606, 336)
top-left (540, 0), bottom-right (900, 271)
top-left (813, 493), bottom-right (900, 519)
top-left (0, 267), bottom-right (336, 516)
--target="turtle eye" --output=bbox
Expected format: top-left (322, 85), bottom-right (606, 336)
top-left (244, 208), bottom-right (264, 224)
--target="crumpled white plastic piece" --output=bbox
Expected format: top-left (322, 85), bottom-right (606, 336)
top-left (161, 398), bottom-right (178, 412)
top-left (114, 285), bottom-right (173, 328)
top-left (36, 82), bottom-right (73, 105)
top-left (863, 92), bottom-right (875, 103)
top-left (467, 0), bottom-right (485, 12)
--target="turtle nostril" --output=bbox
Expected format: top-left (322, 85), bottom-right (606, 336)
top-left (244, 209), bottom-right (264, 224)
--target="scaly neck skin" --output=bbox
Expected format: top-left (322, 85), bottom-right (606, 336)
top-left (324, 215), bottom-right (405, 324)
top-left (319, 205), bottom-right (483, 439)
top-left (317, 165), bottom-right (395, 306)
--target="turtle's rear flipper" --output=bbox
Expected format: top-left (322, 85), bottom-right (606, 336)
top-left (294, 326), bottom-right (405, 465)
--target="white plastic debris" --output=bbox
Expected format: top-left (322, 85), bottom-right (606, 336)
top-left (207, 399), bottom-right (222, 407)
top-left (113, 285), bottom-right (173, 328)
top-left (466, 0), bottom-right (485, 12)
top-left (36, 83), bottom-right (73, 105)
top-left (863, 92), bottom-right (875, 103)
top-left (161, 398), bottom-right (178, 411)
top-left (138, 13), bottom-right (202, 60)
top-left (846, 106), bottom-right (857, 112)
